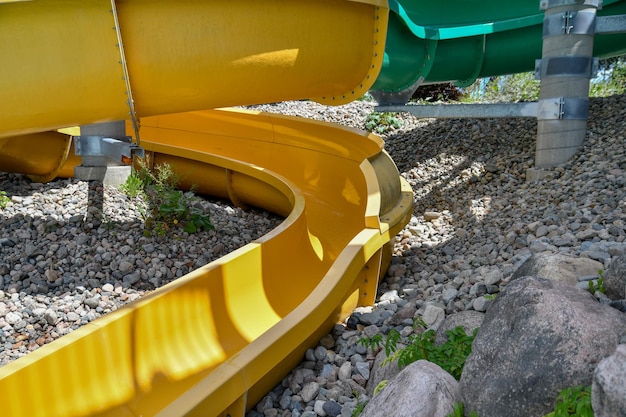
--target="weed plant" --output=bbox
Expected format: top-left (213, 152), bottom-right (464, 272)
top-left (588, 269), bottom-right (606, 295)
top-left (364, 111), bottom-right (404, 134)
top-left (447, 402), bottom-right (479, 417)
top-left (120, 157), bottom-right (213, 237)
top-left (358, 322), bottom-right (477, 380)
top-left (0, 190), bottom-right (9, 209)
top-left (545, 385), bottom-right (593, 417)
top-left (354, 323), bottom-right (477, 417)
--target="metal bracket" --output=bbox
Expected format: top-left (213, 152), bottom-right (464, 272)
top-left (543, 10), bottom-right (596, 37)
top-left (75, 135), bottom-right (144, 164)
top-left (540, 0), bottom-right (602, 11)
top-left (537, 97), bottom-right (589, 120)
top-left (535, 56), bottom-right (598, 79)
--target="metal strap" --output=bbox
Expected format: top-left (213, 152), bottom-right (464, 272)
top-left (543, 10), bottom-right (596, 37)
top-left (537, 97), bottom-right (589, 120)
top-left (110, 0), bottom-right (140, 144)
top-left (535, 56), bottom-right (598, 79)
top-left (540, 0), bottom-right (602, 11)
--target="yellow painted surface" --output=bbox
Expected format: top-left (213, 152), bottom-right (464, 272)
top-left (0, 1), bottom-right (414, 416)
top-left (0, 0), bottom-right (387, 138)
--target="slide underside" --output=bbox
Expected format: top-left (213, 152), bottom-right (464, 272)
top-left (371, 0), bottom-right (626, 97)
top-left (0, 1), bottom-right (416, 416)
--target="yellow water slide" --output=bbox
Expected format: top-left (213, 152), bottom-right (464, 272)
top-left (0, 1), bottom-right (413, 416)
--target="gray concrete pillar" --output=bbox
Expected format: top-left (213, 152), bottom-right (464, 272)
top-left (534, 0), bottom-right (600, 171)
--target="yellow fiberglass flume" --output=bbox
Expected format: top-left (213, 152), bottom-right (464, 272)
top-left (0, 1), bottom-right (413, 416)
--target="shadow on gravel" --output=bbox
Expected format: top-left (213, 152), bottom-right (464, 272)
top-left (374, 114), bottom-right (539, 301)
top-left (0, 173), bottom-right (282, 298)
top-left (384, 114), bottom-right (537, 232)
top-left (376, 95), bottom-right (626, 301)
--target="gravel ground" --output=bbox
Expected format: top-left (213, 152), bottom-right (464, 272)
top-left (1, 94), bottom-right (625, 417)
top-left (245, 95), bottom-right (626, 417)
top-left (0, 177), bottom-right (283, 365)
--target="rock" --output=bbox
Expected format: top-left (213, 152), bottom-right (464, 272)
top-left (483, 270), bottom-right (503, 286)
top-left (44, 309), bottom-right (58, 325)
top-left (434, 311), bottom-right (484, 346)
top-left (5, 311), bottom-right (21, 325)
top-left (472, 296), bottom-right (492, 312)
top-left (442, 288), bottom-right (458, 305)
top-left (460, 276), bottom-right (626, 417)
top-left (604, 255), bottom-right (626, 300)
top-left (610, 299), bottom-right (626, 313)
top-left (118, 260), bottom-right (134, 274)
top-left (387, 304), bottom-right (417, 326)
top-left (365, 345), bottom-right (403, 397)
top-left (84, 297), bottom-right (99, 309)
top-left (511, 253), bottom-right (603, 287)
top-left (314, 346), bottom-right (328, 361)
top-left (338, 362), bottom-right (352, 382)
top-left (314, 400), bottom-right (327, 416)
top-left (360, 360), bottom-right (460, 417)
top-left (122, 271), bottom-right (141, 286)
top-left (322, 400), bottom-right (342, 417)
top-left (592, 344), bottom-right (626, 417)
top-left (300, 381), bottom-right (319, 403)
top-left (422, 304), bottom-right (445, 330)
top-left (423, 211), bottom-right (441, 222)
top-left (255, 395), bottom-right (273, 413)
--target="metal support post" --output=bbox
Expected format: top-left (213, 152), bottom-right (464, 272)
top-left (532, 0), bottom-right (601, 177)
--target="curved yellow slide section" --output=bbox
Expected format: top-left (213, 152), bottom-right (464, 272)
top-left (0, 110), bottom-right (413, 417)
top-left (0, 0), bottom-right (387, 139)
top-left (0, 1), bottom-right (412, 416)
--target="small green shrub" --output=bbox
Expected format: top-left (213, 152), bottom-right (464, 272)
top-left (588, 269), bottom-right (606, 295)
top-left (119, 169), bottom-right (145, 198)
top-left (364, 112), bottom-right (404, 134)
top-left (359, 324), bottom-right (477, 380)
top-left (351, 392), bottom-right (369, 417)
top-left (544, 385), bottom-right (593, 417)
top-left (120, 157), bottom-right (213, 236)
top-left (0, 191), bottom-right (10, 209)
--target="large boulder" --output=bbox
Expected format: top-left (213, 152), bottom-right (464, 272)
top-left (511, 253), bottom-right (603, 286)
top-left (360, 360), bottom-right (460, 417)
top-left (460, 276), bottom-right (626, 417)
top-left (604, 255), bottom-right (626, 300)
top-left (592, 343), bottom-right (626, 417)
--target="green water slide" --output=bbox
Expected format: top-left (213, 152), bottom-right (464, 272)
top-left (371, 0), bottom-right (626, 103)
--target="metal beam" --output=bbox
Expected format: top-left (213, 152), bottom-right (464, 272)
top-left (374, 103), bottom-right (538, 118)
top-left (596, 14), bottom-right (626, 34)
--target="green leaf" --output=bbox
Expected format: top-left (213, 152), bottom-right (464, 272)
top-left (184, 221), bottom-right (197, 234)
